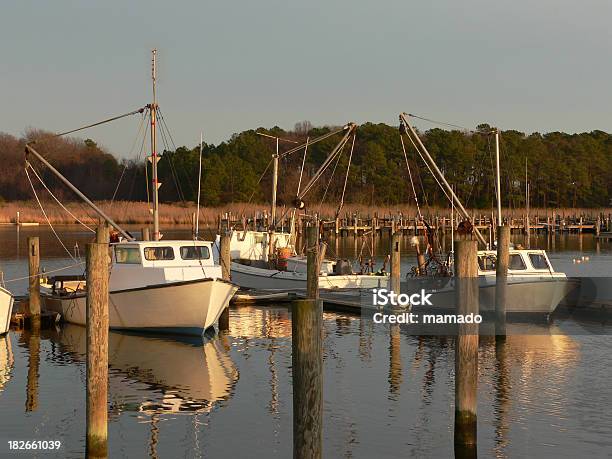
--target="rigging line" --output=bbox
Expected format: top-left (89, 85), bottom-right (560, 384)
top-left (407, 113), bottom-right (473, 132)
top-left (25, 165), bottom-right (79, 263)
top-left (317, 140), bottom-right (346, 213)
top-left (51, 107), bottom-right (147, 138)
top-left (296, 137), bottom-right (309, 197)
top-left (404, 131), bottom-right (453, 213)
top-left (2, 261), bottom-right (86, 284)
top-left (127, 116), bottom-right (150, 201)
top-left (27, 163), bottom-right (96, 233)
top-left (155, 112), bottom-right (184, 202)
top-left (111, 111), bottom-right (147, 203)
top-left (337, 132), bottom-right (356, 218)
top-left (157, 108), bottom-right (193, 198)
top-left (400, 134), bottom-right (422, 220)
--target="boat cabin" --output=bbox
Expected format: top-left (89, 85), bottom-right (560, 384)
top-left (476, 249), bottom-right (561, 277)
top-left (110, 240), bottom-right (223, 291)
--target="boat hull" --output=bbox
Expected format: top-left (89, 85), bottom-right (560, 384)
top-left (42, 278), bottom-right (237, 335)
top-left (231, 261), bottom-right (389, 291)
top-left (0, 287), bottom-right (14, 335)
top-left (402, 277), bottom-right (578, 314)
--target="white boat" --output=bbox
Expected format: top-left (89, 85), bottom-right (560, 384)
top-left (41, 240), bottom-right (237, 335)
top-left (0, 287), bottom-right (14, 335)
top-left (402, 248), bottom-right (577, 314)
top-left (28, 51), bottom-right (237, 335)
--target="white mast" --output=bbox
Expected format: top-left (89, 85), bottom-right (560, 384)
top-left (271, 137), bottom-right (279, 229)
top-left (150, 49), bottom-right (161, 240)
top-left (195, 132), bottom-right (203, 238)
top-left (495, 127), bottom-right (502, 226)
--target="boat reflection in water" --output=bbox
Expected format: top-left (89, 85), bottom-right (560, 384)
top-left (0, 334), bottom-right (14, 392)
top-left (52, 325), bottom-right (238, 416)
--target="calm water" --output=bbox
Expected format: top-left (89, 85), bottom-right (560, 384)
top-left (0, 226), bottom-right (611, 458)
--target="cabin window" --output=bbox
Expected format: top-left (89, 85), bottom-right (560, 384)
top-left (114, 247), bottom-right (141, 264)
top-left (529, 253), bottom-right (550, 270)
top-left (509, 254), bottom-right (527, 270)
top-left (180, 245), bottom-right (210, 260)
top-left (478, 255), bottom-right (497, 271)
top-left (144, 246), bottom-right (175, 261)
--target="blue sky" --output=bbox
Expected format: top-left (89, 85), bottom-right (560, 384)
top-left (2, 0), bottom-right (611, 158)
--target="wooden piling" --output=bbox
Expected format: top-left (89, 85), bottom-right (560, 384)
top-left (27, 237), bottom-right (41, 329)
top-left (306, 225), bottom-right (319, 300)
top-left (454, 240), bottom-right (479, 455)
top-left (390, 231), bottom-right (401, 292)
top-left (292, 299), bottom-right (323, 459)
top-left (86, 227), bottom-right (110, 458)
top-left (495, 226), bottom-right (510, 339)
top-left (218, 233), bottom-right (231, 331)
top-left (141, 227), bottom-right (150, 241)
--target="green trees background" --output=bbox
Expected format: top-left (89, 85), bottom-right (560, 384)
top-left (1, 122), bottom-right (610, 209)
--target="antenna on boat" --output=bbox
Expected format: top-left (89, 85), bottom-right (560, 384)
top-left (195, 132), bottom-right (203, 238)
top-left (150, 49), bottom-right (161, 240)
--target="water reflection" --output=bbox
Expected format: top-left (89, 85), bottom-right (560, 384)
top-left (48, 325), bottom-right (238, 416)
top-left (0, 334), bottom-right (14, 392)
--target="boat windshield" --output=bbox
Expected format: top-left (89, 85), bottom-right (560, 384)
top-left (529, 253), bottom-right (550, 270)
top-left (509, 254), bottom-right (527, 270)
top-left (478, 255), bottom-right (497, 271)
top-left (144, 247), bottom-right (175, 261)
top-left (115, 246), bottom-right (142, 264)
top-left (180, 246), bottom-right (210, 260)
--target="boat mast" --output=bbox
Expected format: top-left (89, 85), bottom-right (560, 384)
top-left (495, 127), bottom-right (502, 226)
top-left (150, 49), bottom-right (161, 240)
top-left (195, 132), bottom-right (203, 238)
top-left (271, 138), bottom-right (279, 229)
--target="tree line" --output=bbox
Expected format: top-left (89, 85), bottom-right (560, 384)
top-left (1, 123), bottom-right (610, 210)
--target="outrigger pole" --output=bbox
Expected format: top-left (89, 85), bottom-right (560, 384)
top-left (399, 112), bottom-right (488, 248)
top-left (24, 143), bottom-right (135, 241)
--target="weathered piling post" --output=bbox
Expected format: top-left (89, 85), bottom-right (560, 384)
top-left (218, 233), bottom-right (231, 331)
top-left (86, 225), bottom-right (110, 458)
top-left (293, 223), bottom-right (322, 459)
top-left (454, 240), bottom-right (479, 456)
top-left (306, 225), bottom-right (319, 300)
top-left (141, 227), bottom-right (150, 241)
top-left (27, 237), bottom-right (41, 329)
top-left (596, 215), bottom-right (601, 236)
top-left (390, 231), bottom-right (401, 292)
top-left (495, 226), bottom-right (510, 340)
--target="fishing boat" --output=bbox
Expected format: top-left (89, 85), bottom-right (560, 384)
top-left (27, 50), bottom-right (237, 335)
top-left (395, 113), bottom-right (577, 314)
top-left (219, 123), bottom-right (390, 291)
top-left (0, 287), bottom-right (14, 335)
top-left (41, 240), bottom-right (236, 334)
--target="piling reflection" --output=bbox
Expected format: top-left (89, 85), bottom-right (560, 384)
top-left (50, 325), bottom-right (238, 416)
top-left (20, 330), bottom-right (41, 412)
top-left (0, 334), bottom-right (14, 392)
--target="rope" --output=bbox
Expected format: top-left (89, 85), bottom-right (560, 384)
top-left (52, 107), bottom-right (146, 138)
top-left (400, 135), bottom-right (422, 220)
top-left (111, 110), bottom-right (147, 203)
top-left (408, 113), bottom-right (473, 132)
top-left (24, 166), bottom-right (79, 263)
top-left (26, 162), bottom-right (96, 233)
top-left (337, 132), bottom-right (356, 218)
top-left (3, 262), bottom-right (85, 284)
top-left (296, 137), bottom-right (309, 197)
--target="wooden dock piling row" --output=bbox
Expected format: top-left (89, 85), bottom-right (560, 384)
top-left (219, 210), bottom-right (611, 237)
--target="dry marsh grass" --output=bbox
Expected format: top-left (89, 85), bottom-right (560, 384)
top-left (0, 200), bottom-right (608, 226)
